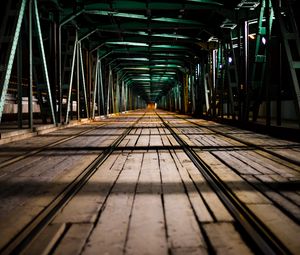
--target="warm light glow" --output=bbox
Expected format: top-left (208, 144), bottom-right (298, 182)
top-left (248, 33), bottom-right (256, 39)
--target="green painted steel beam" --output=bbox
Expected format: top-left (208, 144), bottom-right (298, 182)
top-left (103, 44), bottom-right (191, 51)
top-left (94, 21), bottom-right (202, 31)
top-left (0, 0), bottom-right (27, 122)
top-left (85, 10), bottom-right (204, 26)
top-left (80, 1), bottom-right (222, 11)
top-left (96, 28), bottom-right (194, 40)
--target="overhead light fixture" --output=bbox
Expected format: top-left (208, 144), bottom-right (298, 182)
top-left (118, 57), bottom-right (149, 61)
top-left (208, 36), bottom-right (219, 42)
top-left (220, 23), bottom-right (237, 29)
top-left (248, 33), bottom-right (256, 39)
top-left (106, 42), bottom-right (148, 47)
top-left (237, 0), bottom-right (260, 9)
top-left (220, 20), bottom-right (237, 30)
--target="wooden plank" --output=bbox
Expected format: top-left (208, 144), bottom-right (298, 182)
top-left (125, 134), bottom-right (139, 147)
top-left (242, 175), bottom-right (300, 221)
top-left (248, 204), bottom-right (300, 254)
top-left (136, 132), bottom-right (150, 147)
top-left (149, 134), bottom-right (163, 147)
top-left (203, 223), bottom-right (253, 255)
top-left (268, 174), bottom-right (300, 206)
top-left (237, 150), bottom-right (300, 177)
top-left (0, 205), bottom-right (44, 250)
top-left (23, 223), bottom-right (66, 255)
top-left (185, 162), bottom-right (233, 222)
top-left (255, 150), bottom-right (300, 173)
top-left (167, 135), bottom-right (179, 146)
top-left (212, 151), bottom-right (261, 175)
top-left (159, 151), bottom-right (208, 254)
top-left (125, 152), bottom-right (167, 255)
top-left (54, 153), bottom-right (128, 223)
top-left (196, 151), bottom-right (270, 204)
top-left (53, 223), bottom-right (93, 255)
top-left (172, 150), bottom-right (213, 223)
top-left (82, 152), bottom-right (143, 255)
top-left (161, 133), bottom-right (171, 146)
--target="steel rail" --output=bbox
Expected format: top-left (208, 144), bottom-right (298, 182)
top-left (157, 111), bottom-right (291, 255)
top-left (0, 112), bottom-right (145, 255)
top-left (0, 123), bottom-right (107, 169)
top-left (174, 113), bottom-right (300, 167)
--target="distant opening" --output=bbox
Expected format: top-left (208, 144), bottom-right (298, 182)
top-left (147, 103), bottom-right (157, 110)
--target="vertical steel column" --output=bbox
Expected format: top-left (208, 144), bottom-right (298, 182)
top-left (0, 0), bottom-right (27, 123)
top-left (244, 20), bottom-right (249, 122)
top-left (28, 0), bottom-right (33, 129)
top-left (178, 83), bottom-right (181, 112)
top-left (99, 60), bottom-right (105, 114)
top-left (76, 32), bottom-right (80, 120)
top-left (33, 0), bottom-right (56, 124)
top-left (66, 33), bottom-right (78, 123)
top-left (107, 66), bottom-right (112, 115)
top-left (92, 59), bottom-right (98, 119)
top-left (111, 76), bottom-right (115, 113)
top-left (79, 42), bottom-right (89, 118)
top-left (277, 41), bottom-right (282, 126)
top-left (121, 80), bottom-right (125, 112)
top-left (54, 12), bottom-right (59, 124)
top-left (265, 0), bottom-right (271, 127)
top-left (17, 36), bottom-right (23, 128)
top-left (58, 10), bottom-right (84, 124)
top-left (116, 72), bottom-right (120, 113)
top-left (212, 49), bottom-right (217, 117)
top-left (193, 75), bottom-right (196, 114)
top-left (183, 74), bottom-right (189, 113)
top-left (204, 71), bottom-right (210, 113)
top-left (58, 26), bottom-right (62, 123)
top-left (97, 60), bottom-right (101, 115)
top-left (125, 82), bottom-right (128, 112)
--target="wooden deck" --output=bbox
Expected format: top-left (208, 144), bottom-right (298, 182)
top-left (0, 110), bottom-right (299, 254)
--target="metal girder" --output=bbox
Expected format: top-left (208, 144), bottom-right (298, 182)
top-left (34, 0), bottom-right (56, 124)
top-left (78, 41), bottom-right (89, 118)
top-left (95, 22), bottom-right (203, 31)
top-left (85, 10), bottom-right (204, 26)
top-left (81, 1), bottom-right (222, 11)
top-left (78, 28), bottom-right (197, 42)
top-left (65, 32), bottom-right (78, 123)
top-left (0, 0), bottom-right (27, 123)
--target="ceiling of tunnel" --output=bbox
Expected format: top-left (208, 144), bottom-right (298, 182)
top-left (46, 0), bottom-right (260, 103)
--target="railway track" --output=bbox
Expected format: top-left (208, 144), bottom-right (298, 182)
top-left (0, 124), bottom-right (105, 169)
top-left (157, 111), bottom-right (292, 255)
top-left (0, 113), bottom-right (145, 255)
top-left (0, 110), bottom-right (298, 254)
top-left (174, 113), bottom-right (300, 167)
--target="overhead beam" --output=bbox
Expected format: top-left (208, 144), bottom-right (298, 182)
top-left (85, 10), bottom-right (205, 26)
top-left (78, 1), bottom-right (223, 11)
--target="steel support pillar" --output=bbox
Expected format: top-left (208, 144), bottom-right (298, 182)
top-left (107, 66), bottom-right (112, 115)
top-left (66, 32), bottom-right (78, 123)
top-left (183, 74), bottom-right (189, 113)
top-left (0, 0), bottom-right (27, 123)
top-left (265, 0), bottom-right (271, 127)
top-left (79, 42), bottom-right (89, 118)
top-left (34, 0), bottom-right (56, 124)
top-left (76, 36), bottom-right (80, 120)
top-left (28, 0), bottom-right (33, 129)
top-left (17, 36), bottom-right (23, 128)
top-left (92, 58), bottom-right (98, 119)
